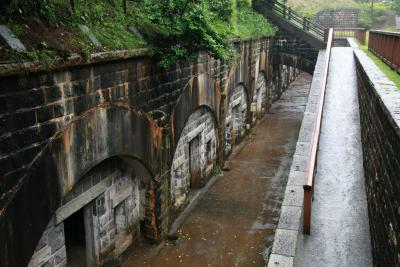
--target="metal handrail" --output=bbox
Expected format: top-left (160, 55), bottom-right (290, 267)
top-left (303, 28), bottom-right (334, 235)
top-left (333, 28), bottom-right (367, 45)
top-left (264, 0), bottom-right (327, 41)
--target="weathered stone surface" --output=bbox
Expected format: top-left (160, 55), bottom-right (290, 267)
top-left (294, 142), bottom-right (310, 157)
top-left (290, 155), bottom-right (308, 173)
top-left (287, 170), bottom-right (305, 186)
top-left (79, 25), bottom-right (101, 48)
top-left (278, 206), bottom-right (302, 231)
top-left (271, 229), bottom-right (298, 257)
top-left (268, 254), bottom-right (294, 267)
top-left (355, 49), bottom-right (400, 267)
top-left (171, 107), bottom-right (217, 208)
top-left (314, 9), bottom-right (359, 28)
top-left (0, 25), bottom-right (26, 52)
top-left (225, 84), bottom-right (248, 157)
top-left (0, 35), bottom-right (309, 267)
top-left (282, 186), bottom-right (303, 207)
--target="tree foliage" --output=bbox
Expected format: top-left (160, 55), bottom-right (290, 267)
top-left (391, 0), bottom-right (400, 15)
top-left (0, 0), bottom-right (276, 67)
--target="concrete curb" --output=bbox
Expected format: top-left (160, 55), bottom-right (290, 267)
top-left (267, 50), bottom-right (327, 267)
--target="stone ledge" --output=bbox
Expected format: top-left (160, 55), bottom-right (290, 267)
top-left (267, 50), bottom-right (327, 267)
top-left (0, 35), bottom-right (273, 77)
top-left (354, 49), bottom-right (400, 137)
top-left (268, 254), bottom-right (294, 267)
top-left (278, 206), bottom-right (302, 230)
top-left (271, 229), bottom-right (298, 257)
top-left (0, 49), bottom-right (149, 77)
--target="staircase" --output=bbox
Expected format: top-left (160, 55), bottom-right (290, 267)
top-left (253, 0), bottom-right (327, 49)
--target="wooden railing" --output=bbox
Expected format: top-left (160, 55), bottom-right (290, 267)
top-left (333, 28), bottom-right (367, 45)
top-left (303, 29), bottom-right (333, 235)
top-left (369, 30), bottom-right (400, 73)
top-left (264, 0), bottom-right (327, 41)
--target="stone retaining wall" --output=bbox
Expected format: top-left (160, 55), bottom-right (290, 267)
top-left (354, 49), bottom-right (400, 267)
top-left (0, 35), bottom-right (310, 267)
top-left (315, 9), bottom-right (360, 28)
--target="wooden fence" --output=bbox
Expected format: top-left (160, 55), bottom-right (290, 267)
top-left (369, 30), bottom-right (400, 73)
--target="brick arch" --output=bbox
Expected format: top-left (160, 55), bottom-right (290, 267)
top-left (0, 101), bottom-right (162, 267)
top-left (170, 73), bottom-right (221, 153)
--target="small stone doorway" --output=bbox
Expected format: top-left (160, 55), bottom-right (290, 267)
top-left (232, 105), bottom-right (241, 143)
top-left (64, 208), bottom-right (87, 267)
top-left (189, 135), bottom-right (201, 188)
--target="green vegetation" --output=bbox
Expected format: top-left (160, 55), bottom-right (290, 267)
top-left (286, 0), bottom-right (395, 30)
top-left (286, 0), bottom-right (358, 17)
top-left (391, 0), bottom-right (400, 15)
top-left (356, 35), bottom-right (400, 89)
top-left (0, 0), bottom-right (276, 67)
top-left (358, 2), bottom-right (393, 29)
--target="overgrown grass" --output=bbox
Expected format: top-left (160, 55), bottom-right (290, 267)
top-left (355, 35), bottom-right (400, 89)
top-left (75, 2), bottom-right (145, 51)
top-left (286, 0), bottom-right (358, 17)
top-left (0, 0), bottom-right (276, 68)
top-left (233, 5), bottom-right (277, 39)
top-left (286, 0), bottom-right (394, 29)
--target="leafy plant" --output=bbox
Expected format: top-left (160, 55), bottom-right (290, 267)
top-left (392, 0), bottom-right (400, 15)
top-left (1, 0), bottom-right (276, 67)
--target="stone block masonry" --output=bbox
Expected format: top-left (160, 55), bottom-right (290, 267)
top-left (170, 107), bottom-right (217, 209)
top-left (225, 84), bottom-right (248, 157)
top-left (0, 35), bottom-right (305, 267)
top-left (28, 158), bottom-right (145, 267)
top-left (355, 49), bottom-right (400, 266)
top-left (314, 9), bottom-right (360, 28)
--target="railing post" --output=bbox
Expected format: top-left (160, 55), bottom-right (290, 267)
top-left (303, 185), bottom-right (312, 234)
top-left (288, 7), bottom-right (292, 20)
top-left (303, 17), bottom-right (307, 31)
top-left (283, 5), bottom-right (287, 18)
top-left (324, 29), bottom-right (329, 42)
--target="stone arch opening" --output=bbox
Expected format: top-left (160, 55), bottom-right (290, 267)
top-left (224, 84), bottom-right (248, 159)
top-left (170, 107), bottom-right (218, 209)
top-left (28, 156), bottom-right (155, 267)
top-left (253, 72), bottom-right (268, 120)
top-left (281, 64), bottom-right (289, 91)
top-left (1, 103), bottom-right (162, 267)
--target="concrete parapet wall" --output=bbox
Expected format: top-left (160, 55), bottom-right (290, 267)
top-left (267, 50), bottom-right (327, 267)
top-left (354, 49), bottom-right (400, 267)
top-left (0, 35), bottom-right (310, 267)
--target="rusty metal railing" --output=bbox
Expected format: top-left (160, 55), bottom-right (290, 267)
top-left (264, 0), bottom-right (327, 41)
top-left (369, 30), bottom-right (400, 73)
top-left (303, 28), bottom-right (333, 235)
top-left (333, 28), bottom-right (367, 45)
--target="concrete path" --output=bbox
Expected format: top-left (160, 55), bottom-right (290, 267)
top-left (295, 48), bottom-right (373, 267)
top-left (121, 73), bottom-right (312, 267)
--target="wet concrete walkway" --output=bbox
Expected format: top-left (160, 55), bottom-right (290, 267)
top-left (121, 73), bottom-right (312, 267)
top-left (295, 48), bottom-right (373, 267)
